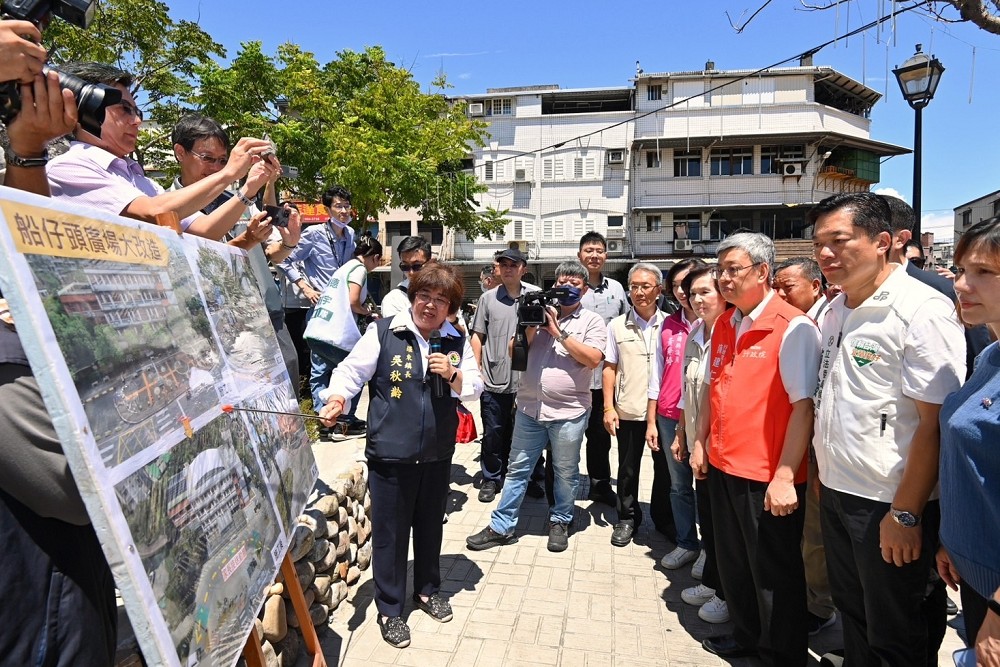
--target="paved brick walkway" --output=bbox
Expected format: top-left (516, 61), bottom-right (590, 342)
top-left (312, 397), bottom-right (967, 667)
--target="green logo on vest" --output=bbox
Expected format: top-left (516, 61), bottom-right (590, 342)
top-left (850, 339), bottom-right (881, 367)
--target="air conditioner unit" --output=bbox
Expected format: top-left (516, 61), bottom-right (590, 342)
top-left (607, 150), bottom-right (625, 165)
top-left (468, 102), bottom-right (485, 116)
top-left (606, 227), bottom-right (625, 239)
top-left (783, 162), bottom-right (804, 177)
top-left (607, 239), bottom-right (625, 254)
top-left (674, 239), bottom-right (693, 251)
top-left (514, 168), bottom-right (528, 182)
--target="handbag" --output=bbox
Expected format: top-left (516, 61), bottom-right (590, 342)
top-left (455, 404), bottom-right (478, 443)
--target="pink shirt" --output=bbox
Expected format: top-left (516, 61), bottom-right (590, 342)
top-left (47, 142), bottom-right (199, 230)
top-left (653, 310), bottom-right (692, 420)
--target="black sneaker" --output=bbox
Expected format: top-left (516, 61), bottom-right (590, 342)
top-left (610, 521), bottom-right (635, 547)
top-left (547, 522), bottom-right (569, 552)
top-left (946, 597), bottom-right (959, 615)
top-left (377, 615), bottom-right (410, 648)
top-left (806, 611), bottom-right (837, 636)
top-left (339, 419), bottom-right (366, 436)
top-left (478, 480), bottom-right (498, 503)
top-left (413, 593), bottom-right (453, 622)
top-left (466, 526), bottom-right (518, 551)
top-left (526, 480), bottom-right (546, 499)
top-left (587, 480), bottom-right (617, 506)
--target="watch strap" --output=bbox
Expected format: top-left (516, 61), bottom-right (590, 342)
top-left (989, 597), bottom-right (1000, 617)
top-left (449, 370), bottom-right (458, 384)
top-left (4, 147), bottom-right (49, 168)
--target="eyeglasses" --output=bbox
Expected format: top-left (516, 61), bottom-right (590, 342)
top-left (629, 283), bottom-right (658, 292)
top-left (190, 151), bottom-right (227, 166)
top-left (329, 203), bottom-right (351, 211)
top-left (116, 101), bottom-right (144, 121)
top-left (414, 292), bottom-right (450, 309)
top-left (711, 262), bottom-right (762, 280)
top-left (910, 257), bottom-right (926, 269)
top-left (399, 262), bottom-right (426, 273)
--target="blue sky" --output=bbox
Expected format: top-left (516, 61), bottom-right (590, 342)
top-left (168, 0), bottom-right (1000, 240)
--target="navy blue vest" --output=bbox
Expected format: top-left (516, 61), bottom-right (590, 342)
top-left (365, 318), bottom-right (463, 464)
top-left (0, 326), bottom-right (28, 366)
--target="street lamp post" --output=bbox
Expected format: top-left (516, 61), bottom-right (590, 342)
top-left (893, 44), bottom-right (945, 240)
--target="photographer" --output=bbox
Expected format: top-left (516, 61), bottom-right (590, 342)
top-left (467, 261), bottom-right (606, 553)
top-left (46, 61), bottom-right (275, 240)
top-left (169, 114), bottom-right (302, 391)
top-left (0, 35), bottom-right (115, 666)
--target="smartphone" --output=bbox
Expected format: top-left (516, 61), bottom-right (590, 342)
top-left (261, 133), bottom-right (277, 162)
top-left (263, 204), bottom-right (290, 228)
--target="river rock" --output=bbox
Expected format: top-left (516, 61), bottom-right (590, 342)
top-left (302, 509), bottom-right (328, 538)
top-left (261, 640), bottom-right (278, 667)
top-left (314, 541), bottom-right (337, 573)
top-left (334, 530), bottom-right (349, 558)
top-left (268, 582), bottom-right (284, 596)
top-left (346, 565), bottom-right (361, 586)
top-left (309, 602), bottom-right (330, 626)
top-left (357, 541), bottom-right (372, 570)
top-left (288, 523), bottom-right (315, 563)
top-left (294, 559), bottom-right (315, 591)
top-left (308, 538), bottom-right (329, 563)
top-left (330, 580), bottom-right (349, 610)
top-left (274, 629), bottom-right (300, 667)
top-left (262, 594), bottom-right (287, 643)
top-left (314, 494), bottom-right (339, 518)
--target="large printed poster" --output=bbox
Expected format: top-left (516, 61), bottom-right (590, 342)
top-left (0, 187), bottom-right (317, 667)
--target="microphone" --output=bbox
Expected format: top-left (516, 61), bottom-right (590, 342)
top-left (429, 329), bottom-right (446, 398)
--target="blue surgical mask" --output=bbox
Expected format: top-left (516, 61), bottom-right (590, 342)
top-left (557, 286), bottom-right (582, 306)
top-left (329, 215), bottom-right (353, 230)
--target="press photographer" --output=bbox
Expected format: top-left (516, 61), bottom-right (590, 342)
top-left (467, 260), bottom-right (607, 554)
top-left (510, 284), bottom-right (572, 372)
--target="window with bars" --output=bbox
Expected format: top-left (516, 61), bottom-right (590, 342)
top-left (708, 215), bottom-right (752, 240)
top-left (673, 150), bottom-right (701, 177)
top-left (648, 85), bottom-right (662, 101)
top-left (644, 215), bottom-right (662, 232)
top-left (484, 160), bottom-right (494, 181)
top-left (673, 213), bottom-right (702, 241)
top-left (710, 147), bottom-right (753, 176)
top-left (761, 145), bottom-right (805, 174)
top-left (646, 151), bottom-right (661, 168)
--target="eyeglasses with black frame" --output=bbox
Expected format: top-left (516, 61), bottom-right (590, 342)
top-left (398, 261), bottom-right (426, 273)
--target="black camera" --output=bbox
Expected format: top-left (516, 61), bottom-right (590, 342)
top-left (511, 286), bottom-right (572, 371)
top-left (0, 0), bottom-right (122, 139)
top-left (263, 204), bottom-right (290, 228)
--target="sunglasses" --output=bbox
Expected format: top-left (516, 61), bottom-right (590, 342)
top-left (399, 262), bottom-right (426, 272)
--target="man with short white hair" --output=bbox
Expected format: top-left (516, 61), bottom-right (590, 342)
top-left (691, 232), bottom-right (820, 664)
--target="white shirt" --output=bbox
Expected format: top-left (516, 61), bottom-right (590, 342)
top-left (380, 281), bottom-right (411, 318)
top-left (318, 310), bottom-right (484, 412)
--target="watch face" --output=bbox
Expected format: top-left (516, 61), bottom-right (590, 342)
top-left (894, 511), bottom-right (918, 527)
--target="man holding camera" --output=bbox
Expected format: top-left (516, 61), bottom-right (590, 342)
top-left (0, 32), bottom-right (117, 666)
top-left (169, 114), bottom-right (302, 391)
top-left (470, 247), bottom-right (541, 502)
top-left (467, 261), bottom-right (606, 552)
top-left (45, 62), bottom-right (274, 240)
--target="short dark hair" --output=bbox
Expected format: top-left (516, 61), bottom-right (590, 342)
top-left (480, 265), bottom-right (494, 280)
top-left (775, 256), bottom-right (824, 284)
top-left (879, 195), bottom-right (915, 234)
top-left (395, 236), bottom-right (431, 260)
top-left (579, 231), bottom-right (607, 250)
top-left (955, 216), bottom-right (1000, 268)
top-left (57, 61), bottom-right (133, 89)
top-left (902, 239), bottom-right (925, 258)
top-left (171, 114), bottom-right (230, 152)
top-left (666, 258), bottom-right (705, 291)
top-left (321, 185), bottom-right (352, 207)
top-left (352, 232), bottom-right (383, 258)
top-left (680, 264), bottom-right (718, 298)
top-left (408, 262), bottom-right (464, 314)
top-left (807, 192), bottom-right (892, 240)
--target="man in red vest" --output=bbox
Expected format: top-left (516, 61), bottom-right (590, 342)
top-left (690, 232), bottom-right (821, 665)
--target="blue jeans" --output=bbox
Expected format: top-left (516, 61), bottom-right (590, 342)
top-left (491, 410), bottom-right (588, 532)
top-left (657, 414), bottom-right (699, 550)
top-left (309, 340), bottom-right (358, 422)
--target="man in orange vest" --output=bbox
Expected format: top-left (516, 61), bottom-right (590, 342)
top-left (690, 233), bottom-right (821, 665)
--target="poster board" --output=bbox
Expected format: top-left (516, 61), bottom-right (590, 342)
top-left (0, 186), bottom-right (317, 667)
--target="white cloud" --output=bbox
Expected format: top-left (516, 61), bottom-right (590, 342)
top-left (458, 73), bottom-right (472, 80)
top-left (921, 212), bottom-right (955, 242)
top-left (873, 187), bottom-right (907, 203)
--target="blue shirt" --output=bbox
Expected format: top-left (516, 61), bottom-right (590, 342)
top-left (278, 221), bottom-right (355, 292)
top-left (940, 341), bottom-right (1000, 600)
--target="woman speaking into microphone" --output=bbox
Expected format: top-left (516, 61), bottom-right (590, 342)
top-left (317, 262), bottom-right (483, 649)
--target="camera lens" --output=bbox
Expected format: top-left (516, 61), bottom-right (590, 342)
top-left (45, 66), bottom-right (122, 138)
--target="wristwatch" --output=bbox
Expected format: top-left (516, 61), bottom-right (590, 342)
top-left (556, 330), bottom-right (569, 343)
top-left (889, 507), bottom-right (921, 528)
top-left (4, 147), bottom-right (49, 168)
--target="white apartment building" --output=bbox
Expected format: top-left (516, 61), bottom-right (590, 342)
top-left (378, 61), bottom-right (905, 290)
top-left (954, 189), bottom-right (1000, 238)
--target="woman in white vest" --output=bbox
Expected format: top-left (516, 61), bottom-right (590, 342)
top-left (304, 232), bottom-right (383, 434)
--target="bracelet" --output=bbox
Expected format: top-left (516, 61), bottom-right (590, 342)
top-left (281, 242), bottom-right (297, 250)
top-left (4, 146), bottom-right (49, 168)
top-left (236, 191), bottom-right (254, 207)
top-left (449, 370), bottom-right (458, 383)
top-left (603, 406), bottom-right (615, 413)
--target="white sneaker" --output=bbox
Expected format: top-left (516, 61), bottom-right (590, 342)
top-left (660, 546), bottom-right (699, 570)
top-left (681, 583), bottom-right (716, 606)
top-left (698, 595), bottom-right (730, 624)
top-left (691, 549), bottom-right (706, 580)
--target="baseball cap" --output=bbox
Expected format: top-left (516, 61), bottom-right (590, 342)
top-left (497, 248), bottom-right (527, 265)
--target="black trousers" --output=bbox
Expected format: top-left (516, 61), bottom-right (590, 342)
top-left (480, 391), bottom-right (516, 483)
top-left (615, 420), bottom-right (648, 527)
top-left (710, 470), bottom-right (807, 666)
top-left (960, 582), bottom-right (990, 648)
top-left (283, 307), bottom-right (311, 391)
top-left (584, 389), bottom-right (612, 482)
top-left (648, 439), bottom-right (676, 539)
top-left (820, 486), bottom-right (942, 667)
top-left (368, 459), bottom-right (451, 618)
top-left (0, 488), bottom-right (117, 666)
top-left (697, 472), bottom-right (723, 596)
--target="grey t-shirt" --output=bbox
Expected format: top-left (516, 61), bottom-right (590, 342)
top-left (580, 275), bottom-right (628, 390)
top-left (472, 282), bottom-right (540, 393)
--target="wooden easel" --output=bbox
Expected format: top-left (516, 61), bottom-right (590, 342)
top-left (242, 553), bottom-right (328, 667)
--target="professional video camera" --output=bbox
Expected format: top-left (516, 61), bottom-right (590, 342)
top-left (511, 286), bottom-right (572, 371)
top-left (0, 0), bottom-right (122, 138)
